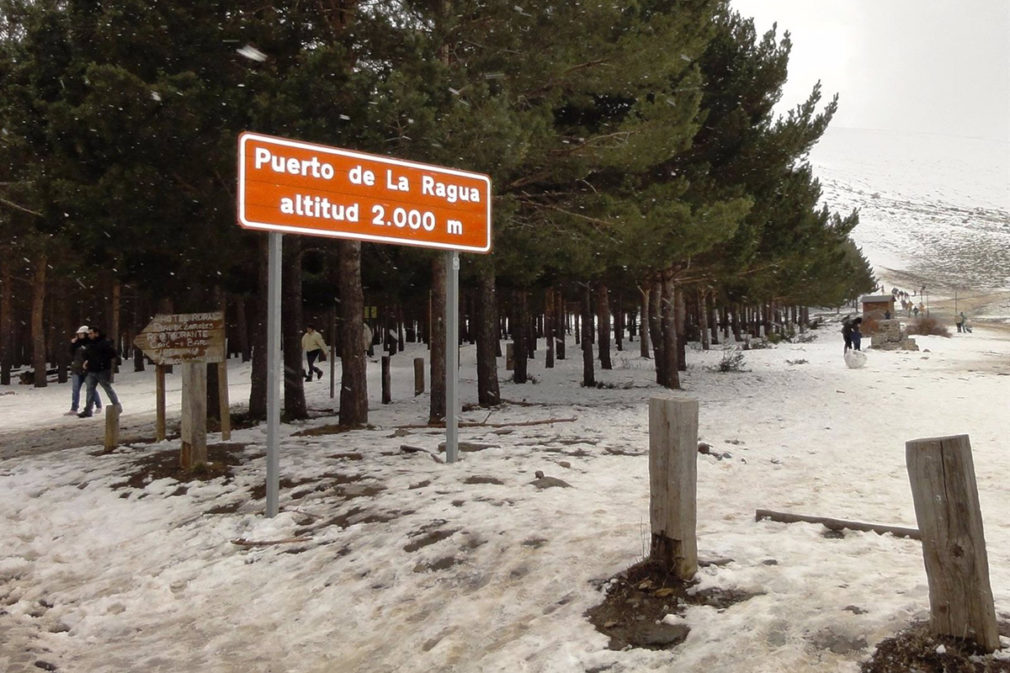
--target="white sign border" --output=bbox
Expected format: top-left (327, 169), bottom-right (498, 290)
top-left (238, 131), bottom-right (492, 254)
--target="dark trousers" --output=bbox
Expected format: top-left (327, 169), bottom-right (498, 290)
top-left (306, 349), bottom-right (323, 380)
top-left (84, 370), bottom-right (119, 412)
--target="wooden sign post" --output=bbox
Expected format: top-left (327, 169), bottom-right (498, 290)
top-left (649, 396), bottom-right (699, 580)
top-left (134, 312), bottom-right (226, 469)
top-left (906, 434), bottom-right (1000, 651)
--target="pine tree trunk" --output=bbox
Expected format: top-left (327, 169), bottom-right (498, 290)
top-left (512, 289), bottom-right (529, 384)
top-left (555, 288), bottom-right (566, 360)
top-left (53, 279), bottom-right (71, 383)
top-left (699, 287), bottom-right (710, 351)
top-left (709, 299), bottom-right (720, 346)
top-left (428, 254), bottom-right (446, 424)
top-left (282, 237), bottom-right (307, 420)
top-left (475, 265), bottom-right (500, 406)
top-left (639, 284), bottom-right (651, 359)
top-left (545, 287), bottom-right (555, 368)
top-left (249, 242), bottom-right (269, 418)
top-left (206, 287), bottom-right (226, 421)
top-left (31, 253), bottom-right (47, 388)
top-left (110, 280), bottom-right (121, 375)
top-left (596, 281), bottom-right (612, 370)
top-left (675, 283), bottom-right (687, 372)
top-left (581, 283), bottom-right (595, 387)
top-left (653, 278), bottom-right (668, 386)
top-left (237, 296), bottom-right (251, 362)
top-left (397, 305), bottom-right (406, 351)
top-left (660, 273), bottom-right (680, 389)
top-left (0, 253), bottom-right (12, 385)
top-left (527, 309), bottom-right (536, 359)
top-left (649, 280), bottom-right (663, 381)
top-left (132, 286), bottom-right (146, 373)
top-left (614, 291), bottom-right (624, 351)
top-left (339, 240), bottom-right (368, 426)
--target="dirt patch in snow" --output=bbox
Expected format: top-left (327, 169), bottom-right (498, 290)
top-left (585, 559), bottom-right (760, 651)
top-left (861, 621), bottom-right (1010, 673)
top-left (588, 560), bottom-right (1010, 672)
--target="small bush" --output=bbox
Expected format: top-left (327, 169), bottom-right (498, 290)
top-left (907, 316), bottom-right (951, 337)
top-left (716, 350), bottom-right (746, 372)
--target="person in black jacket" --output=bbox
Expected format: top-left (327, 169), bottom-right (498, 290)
top-left (67, 325), bottom-right (102, 415)
top-left (841, 316), bottom-right (854, 352)
top-left (78, 327), bottom-right (121, 418)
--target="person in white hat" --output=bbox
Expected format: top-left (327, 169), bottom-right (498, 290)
top-left (67, 325), bottom-right (102, 415)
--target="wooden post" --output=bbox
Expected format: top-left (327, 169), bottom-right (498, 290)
top-left (180, 362), bottom-right (208, 469)
top-left (648, 396), bottom-right (699, 580)
top-left (104, 404), bottom-right (120, 452)
top-left (155, 365), bottom-right (167, 442)
top-left (906, 434), bottom-right (1000, 651)
top-left (381, 355), bottom-right (391, 404)
top-left (505, 342), bottom-right (514, 370)
top-left (413, 357), bottom-right (424, 396)
top-left (217, 360), bottom-right (230, 440)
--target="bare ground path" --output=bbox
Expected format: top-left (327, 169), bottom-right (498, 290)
top-left (0, 410), bottom-right (168, 461)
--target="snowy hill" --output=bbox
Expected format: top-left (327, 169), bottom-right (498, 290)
top-left (808, 126), bottom-right (1010, 312)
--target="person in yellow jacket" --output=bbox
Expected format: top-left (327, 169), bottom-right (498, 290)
top-left (301, 325), bottom-right (328, 381)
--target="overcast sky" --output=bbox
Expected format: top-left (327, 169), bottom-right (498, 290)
top-left (731, 0), bottom-right (1010, 142)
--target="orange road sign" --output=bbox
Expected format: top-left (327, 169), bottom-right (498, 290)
top-left (238, 132), bottom-right (492, 253)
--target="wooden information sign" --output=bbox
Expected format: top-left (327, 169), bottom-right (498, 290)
top-left (134, 312), bottom-right (226, 365)
top-left (134, 311), bottom-right (228, 469)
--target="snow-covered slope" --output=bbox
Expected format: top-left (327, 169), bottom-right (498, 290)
top-left (809, 127), bottom-right (1010, 296)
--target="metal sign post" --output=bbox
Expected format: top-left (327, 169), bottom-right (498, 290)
top-left (237, 132), bottom-right (491, 514)
top-left (266, 232), bottom-right (282, 517)
top-left (445, 251), bottom-right (460, 463)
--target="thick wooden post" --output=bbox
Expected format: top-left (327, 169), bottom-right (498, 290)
top-left (413, 357), bottom-right (424, 396)
top-left (155, 365), bottom-right (167, 442)
top-left (505, 343), bottom-right (514, 371)
top-left (217, 360), bottom-right (230, 440)
top-left (381, 355), bottom-right (392, 404)
top-left (648, 396), bottom-right (699, 579)
top-left (906, 434), bottom-right (1000, 651)
top-left (180, 362), bottom-right (208, 469)
top-left (104, 405), bottom-right (120, 452)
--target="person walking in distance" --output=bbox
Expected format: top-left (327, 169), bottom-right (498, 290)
top-left (78, 327), bottom-right (121, 418)
top-left (302, 325), bottom-right (327, 381)
top-left (67, 325), bottom-right (102, 416)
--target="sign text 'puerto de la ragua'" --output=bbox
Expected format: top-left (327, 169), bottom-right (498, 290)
top-left (237, 132), bottom-right (492, 253)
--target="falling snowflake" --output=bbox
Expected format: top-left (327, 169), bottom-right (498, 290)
top-left (237, 45), bottom-right (268, 62)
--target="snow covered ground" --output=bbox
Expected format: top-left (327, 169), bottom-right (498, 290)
top-left (2, 126), bottom-right (1009, 672)
top-left (2, 320), bottom-right (1010, 672)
